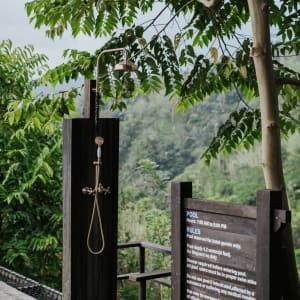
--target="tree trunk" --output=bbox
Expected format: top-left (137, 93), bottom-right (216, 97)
top-left (247, 0), bottom-right (300, 298)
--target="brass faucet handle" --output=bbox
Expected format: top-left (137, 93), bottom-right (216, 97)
top-left (82, 187), bottom-right (94, 195)
top-left (98, 184), bottom-right (111, 195)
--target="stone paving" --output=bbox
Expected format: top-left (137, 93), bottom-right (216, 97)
top-left (0, 281), bottom-right (35, 300)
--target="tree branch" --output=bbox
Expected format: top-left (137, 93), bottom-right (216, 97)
top-left (131, 0), bottom-right (194, 59)
top-left (275, 77), bottom-right (300, 87)
top-left (143, 4), bottom-right (170, 33)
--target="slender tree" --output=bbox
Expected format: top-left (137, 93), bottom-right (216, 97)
top-left (247, 1), bottom-right (299, 297)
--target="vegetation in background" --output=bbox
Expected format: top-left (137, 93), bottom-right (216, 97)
top-left (24, 0), bottom-right (300, 160)
top-left (115, 92), bottom-right (300, 298)
top-left (0, 40), bottom-right (75, 289)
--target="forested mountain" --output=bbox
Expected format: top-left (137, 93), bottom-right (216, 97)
top-left (115, 89), bottom-right (300, 207)
top-left (118, 92), bottom-right (241, 194)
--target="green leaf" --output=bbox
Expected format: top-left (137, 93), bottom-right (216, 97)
top-left (209, 47), bottom-right (218, 64)
top-left (174, 33), bottom-right (181, 50)
top-left (138, 38), bottom-right (148, 54)
top-left (239, 65), bottom-right (248, 79)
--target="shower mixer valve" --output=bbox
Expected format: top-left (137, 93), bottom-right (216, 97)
top-left (82, 184), bottom-right (110, 196)
top-left (82, 136), bottom-right (110, 197)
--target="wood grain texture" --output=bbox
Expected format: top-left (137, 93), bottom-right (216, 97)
top-left (184, 198), bottom-right (256, 219)
top-left (63, 118), bottom-right (119, 300)
top-left (184, 199), bottom-right (257, 298)
top-left (171, 182), bottom-right (192, 300)
top-left (256, 190), bottom-right (282, 300)
top-left (63, 80), bottom-right (119, 300)
top-left (171, 182), bottom-right (286, 299)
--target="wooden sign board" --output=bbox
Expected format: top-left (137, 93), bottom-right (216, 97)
top-left (184, 199), bottom-right (256, 300)
top-left (171, 182), bottom-right (283, 300)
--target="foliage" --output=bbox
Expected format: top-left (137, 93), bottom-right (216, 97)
top-left (118, 92), bottom-right (300, 300)
top-left (296, 249), bottom-right (300, 277)
top-left (25, 0), bottom-right (300, 161)
top-left (0, 40), bottom-right (75, 289)
top-left (116, 92), bottom-right (300, 296)
top-left (117, 285), bottom-right (139, 300)
top-left (119, 92), bottom-right (239, 193)
top-left (175, 152), bottom-right (265, 205)
top-left (117, 155), bottom-right (171, 299)
top-left (283, 146), bottom-right (300, 248)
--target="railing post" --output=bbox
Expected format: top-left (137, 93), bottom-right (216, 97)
top-left (139, 245), bottom-right (146, 300)
top-left (139, 280), bottom-right (146, 300)
top-left (256, 190), bottom-right (283, 299)
top-left (171, 182), bottom-right (192, 300)
top-left (139, 245), bottom-right (145, 273)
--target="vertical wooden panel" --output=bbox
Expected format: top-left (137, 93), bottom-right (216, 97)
top-left (82, 79), bottom-right (96, 119)
top-left (63, 120), bottom-right (72, 300)
top-left (171, 182), bottom-right (192, 300)
top-left (63, 81), bottom-right (119, 300)
top-left (256, 190), bottom-right (282, 300)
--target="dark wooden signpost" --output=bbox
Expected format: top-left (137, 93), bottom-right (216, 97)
top-left (63, 80), bottom-right (119, 300)
top-left (171, 182), bottom-right (290, 300)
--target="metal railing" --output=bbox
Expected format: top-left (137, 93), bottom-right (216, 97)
top-left (0, 266), bottom-right (62, 300)
top-left (117, 241), bottom-right (171, 300)
top-left (0, 241), bottom-right (171, 300)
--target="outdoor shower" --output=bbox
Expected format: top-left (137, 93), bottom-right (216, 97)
top-left (82, 47), bottom-right (137, 255)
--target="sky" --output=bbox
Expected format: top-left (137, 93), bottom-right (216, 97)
top-left (0, 1), bottom-right (105, 67)
top-left (0, 1), bottom-right (253, 69)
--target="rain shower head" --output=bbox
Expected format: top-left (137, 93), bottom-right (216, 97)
top-left (114, 59), bottom-right (138, 72)
top-left (96, 47), bottom-right (137, 92)
top-left (113, 48), bottom-right (137, 72)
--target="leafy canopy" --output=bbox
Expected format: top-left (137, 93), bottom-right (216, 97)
top-left (25, 0), bottom-right (300, 162)
top-left (0, 39), bottom-right (75, 287)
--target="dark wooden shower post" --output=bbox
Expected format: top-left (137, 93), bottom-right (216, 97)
top-left (63, 80), bottom-right (119, 300)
